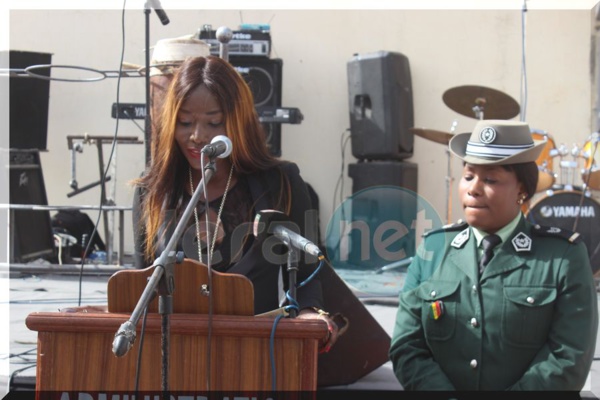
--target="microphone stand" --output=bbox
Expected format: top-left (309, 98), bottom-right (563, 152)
top-left (143, 3), bottom-right (152, 166)
top-left (142, 0), bottom-right (170, 165)
top-left (283, 234), bottom-right (300, 318)
top-left (112, 159), bottom-right (218, 395)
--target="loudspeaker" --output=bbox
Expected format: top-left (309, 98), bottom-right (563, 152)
top-left (348, 160), bottom-right (418, 193)
top-left (347, 161), bottom-right (418, 268)
top-left (9, 150), bottom-right (55, 263)
top-left (317, 263), bottom-right (391, 387)
top-left (347, 51), bottom-right (414, 160)
top-left (230, 56), bottom-right (283, 157)
top-left (7, 50), bottom-right (52, 150)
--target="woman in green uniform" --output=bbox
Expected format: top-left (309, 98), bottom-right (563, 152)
top-left (389, 119), bottom-right (598, 391)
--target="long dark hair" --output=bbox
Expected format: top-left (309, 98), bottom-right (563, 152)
top-left (133, 56), bottom-right (286, 262)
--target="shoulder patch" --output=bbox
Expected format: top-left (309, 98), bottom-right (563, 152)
top-left (423, 220), bottom-right (468, 238)
top-left (531, 224), bottom-right (582, 244)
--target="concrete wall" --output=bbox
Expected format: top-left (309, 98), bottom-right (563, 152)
top-left (4, 3), bottom-right (599, 264)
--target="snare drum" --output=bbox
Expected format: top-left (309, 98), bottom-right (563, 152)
top-left (581, 135), bottom-right (600, 190)
top-left (531, 129), bottom-right (557, 192)
top-left (526, 190), bottom-right (600, 274)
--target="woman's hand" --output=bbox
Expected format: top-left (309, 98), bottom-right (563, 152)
top-left (297, 308), bottom-right (348, 353)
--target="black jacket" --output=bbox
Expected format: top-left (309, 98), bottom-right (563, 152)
top-left (132, 162), bottom-right (324, 314)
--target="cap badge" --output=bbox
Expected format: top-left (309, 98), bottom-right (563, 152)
top-left (479, 127), bottom-right (497, 144)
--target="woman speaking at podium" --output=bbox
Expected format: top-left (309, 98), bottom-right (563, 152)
top-left (130, 55), bottom-right (340, 351)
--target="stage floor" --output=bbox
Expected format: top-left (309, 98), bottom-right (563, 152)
top-left (2, 262), bottom-right (600, 397)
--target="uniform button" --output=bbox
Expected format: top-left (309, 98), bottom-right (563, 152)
top-left (470, 317), bottom-right (479, 327)
top-left (430, 290), bottom-right (437, 298)
top-left (472, 284), bottom-right (477, 292)
top-left (527, 296), bottom-right (535, 304)
top-left (470, 359), bottom-right (478, 369)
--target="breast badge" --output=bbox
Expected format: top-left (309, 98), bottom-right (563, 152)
top-left (511, 232), bottom-right (532, 252)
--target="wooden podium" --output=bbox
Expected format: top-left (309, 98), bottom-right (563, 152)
top-left (25, 259), bottom-right (329, 392)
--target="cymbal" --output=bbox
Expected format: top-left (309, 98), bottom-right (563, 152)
top-left (442, 85), bottom-right (520, 120)
top-left (410, 128), bottom-right (454, 145)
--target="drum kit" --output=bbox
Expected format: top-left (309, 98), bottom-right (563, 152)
top-left (411, 84), bottom-right (600, 274)
top-left (525, 130), bottom-right (600, 274)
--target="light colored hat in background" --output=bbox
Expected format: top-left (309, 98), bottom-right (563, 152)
top-left (449, 119), bottom-right (546, 165)
top-left (123, 36), bottom-right (210, 76)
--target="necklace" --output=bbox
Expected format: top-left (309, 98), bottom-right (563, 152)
top-left (189, 164), bottom-right (234, 264)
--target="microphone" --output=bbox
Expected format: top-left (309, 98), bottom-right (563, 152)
top-left (112, 321), bottom-right (136, 357)
top-left (201, 135), bottom-right (233, 159)
top-left (147, 0), bottom-right (170, 25)
top-left (216, 26), bottom-right (233, 62)
top-left (253, 210), bottom-right (323, 258)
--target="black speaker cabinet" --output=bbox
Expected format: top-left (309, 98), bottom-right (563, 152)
top-left (349, 160), bottom-right (418, 193)
top-left (7, 50), bottom-right (52, 150)
top-left (347, 51), bottom-right (414, 161)
top-left (9, 150), bottom-right (55, 263)
top-left (230, 56), bottom-right (282, 157)
top-left (317, 263), bottom-right (391, 387)
top-left (347, 161), bottom-right (418, 268)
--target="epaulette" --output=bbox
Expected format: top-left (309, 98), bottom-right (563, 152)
top-left (423, 219), bottom-right (469, 238)
top-left (531, 224), bottom-right (582, 244)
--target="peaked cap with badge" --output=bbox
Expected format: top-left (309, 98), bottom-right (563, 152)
top-left (449, 119), bottom-right (546, 165)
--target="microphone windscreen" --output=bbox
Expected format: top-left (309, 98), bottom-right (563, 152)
top-left (211, 134), bottom-right (233, 158)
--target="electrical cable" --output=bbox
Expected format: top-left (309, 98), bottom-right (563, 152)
top-left (329, 129), bottom-right (351, 259)
top-left (269, 313), bottom-right (285, 391)
top-left (134, 305), bottom-right (150, 395)
top-left (269, 257), bottom-right (325, 390)
top-left (200, 155), bottom-right (214, 391)
top-left (332, 129), bottom-right (351, 215)
top-left (76, 1), bottom-right (127, 307)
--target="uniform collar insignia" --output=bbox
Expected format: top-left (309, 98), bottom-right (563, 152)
top-left (511, 232), bottom-right (532, 252)
top-left (451, 228), bottom-right (470, 248)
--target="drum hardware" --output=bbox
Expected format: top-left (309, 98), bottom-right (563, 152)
top-left (531, 130), bottom-right (593, 193)
top-left (446, 120), bottom-right (458, 224)
top-left (409, 128), bottom-right (454, 145)
top-left (582, 132), bottom-right (600, 191)
top-left (409, 125), bottom-right (463, 224)
top-left (531, 129), bottom-right (558, 193)
top-left (555, 142), bottom-right (588, 191)
top-left (442, 85), bottom-right (520, 120)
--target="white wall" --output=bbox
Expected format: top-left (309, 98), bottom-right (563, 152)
top-left (5, 3), bottom-right (599, 264)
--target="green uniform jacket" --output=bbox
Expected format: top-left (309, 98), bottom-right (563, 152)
top-left (389, 216), bottom-right (598, 391)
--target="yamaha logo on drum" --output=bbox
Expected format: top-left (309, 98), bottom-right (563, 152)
top-left (539, 204), bottom-right (596, 218)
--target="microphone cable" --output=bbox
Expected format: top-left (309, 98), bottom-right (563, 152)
top-left (75, 2), bottom-right (126, 307)
top-left (283, 256), bottom-right (326, 314)
top-left (200, 154), bottom-right (214, 391)
top-left (108, 1), bottom-right (149, 393)
top-left (269, 256), bottom-right (325, 391)
top-left (330, 128), bottom-right (351, 258)
top-left (269, 313), bottom-right (286, 392)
